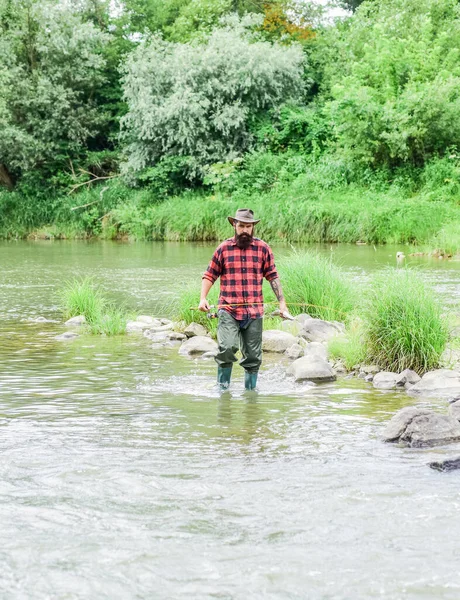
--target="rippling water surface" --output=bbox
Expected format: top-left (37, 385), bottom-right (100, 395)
top-left (1, 241), bottom-right (460, 599)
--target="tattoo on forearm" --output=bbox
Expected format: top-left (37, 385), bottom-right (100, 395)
top-left (270, 278), bottom-right (285, 302)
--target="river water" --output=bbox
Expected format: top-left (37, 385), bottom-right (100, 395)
top-left (1, 240), bottom-right (460, 599)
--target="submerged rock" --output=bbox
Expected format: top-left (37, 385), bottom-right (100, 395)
top-left (55, 331), bottom-right (79, 341)
top-left (383, 406), bottom-right (460, 447)
top-left (429, 457), bottom-right (460, 471)
top-left (287, 355), bottom-right (336, 383)
top-left (179, 335), bottom-right (218, 357)
top-left (407, 369), bottom-right (460, 399)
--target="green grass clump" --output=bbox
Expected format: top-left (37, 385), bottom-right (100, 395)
top-left (425, 222), bottom-right (460, 257)
top-left (61, 278), bottom-right (106, 322)
top-left (328, 319), bottom-right (367, 370)
top-left (61, 278), bottom-right (127, 336)
top-left (363, 269), bottom-right (448, 374)
top-left (277, 251), bottom-right (356, 323)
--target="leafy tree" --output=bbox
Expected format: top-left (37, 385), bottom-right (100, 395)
top-left (116, 0), bottom-right (267, 40)
top-left (121, 16), bottom-right (305, 182)
top-left (323, 0), bottom-right (460, 168)
top-left (0, 0), bottom-right (110, 189)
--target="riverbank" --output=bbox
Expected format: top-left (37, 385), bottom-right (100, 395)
top-left (2, 172), bottom-right (460, 251)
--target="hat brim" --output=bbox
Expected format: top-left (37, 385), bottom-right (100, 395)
top-left (228, 216), bottom-right (260, 225)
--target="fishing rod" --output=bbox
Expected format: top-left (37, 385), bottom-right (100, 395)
top-left (189, 301), bottom-right (349, 319)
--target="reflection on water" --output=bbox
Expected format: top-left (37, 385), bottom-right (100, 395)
top-left (1, 241), bottom-right (460, 599)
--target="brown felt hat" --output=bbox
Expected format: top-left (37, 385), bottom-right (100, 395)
top-left (228, 208), bottom-right (260, 226)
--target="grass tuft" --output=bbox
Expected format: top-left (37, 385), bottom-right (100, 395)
top-left (363, 269), bottom-right (448, 374)
top-left (328, 318), bottom-right (367, 370)
top-left (277, 251), bottom-right (356, 323)
top-left (61, 278), bottom-right (127, 336)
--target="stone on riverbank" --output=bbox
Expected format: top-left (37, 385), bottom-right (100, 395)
top-left (395, 369), bottom-right (421, 388)
top-left (382, 406), bottom-right (460, 447)
top-left (65, 315), bottom-right (86, 327)
top-left (262, 330), bottom-right (297, 353)
top-left (373, 371), bottom-right (400, 390)
top-left (407, 369), bottom-right (460, 399)
top-left (285, 343), bottom-right (304, 360)
top-left (298, 318), bottom-right (344, 343)
top-left (287, 355), bottom-right (336, 383)
top-left (184, 323), bottom-right (208, 338)
top-left (179, 335), bottom-right (218, 357)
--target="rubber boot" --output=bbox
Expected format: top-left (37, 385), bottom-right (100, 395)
top-left (217, 367), bottom-right (232, 390)
top-left (244, 371), bottom-right (258, 391)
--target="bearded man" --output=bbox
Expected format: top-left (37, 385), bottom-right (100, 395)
top-left (198, 208), bottom-right (288, 391)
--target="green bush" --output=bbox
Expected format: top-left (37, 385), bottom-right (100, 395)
top-left (277, 251), bottom-right (356, 323)
top-left (363, 269), bottom-right (448, 373)
top-left (61, 278), bottom-right (127, 336)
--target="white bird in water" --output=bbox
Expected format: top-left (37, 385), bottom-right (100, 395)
top-left (396, 251), bottom-right (405, 265)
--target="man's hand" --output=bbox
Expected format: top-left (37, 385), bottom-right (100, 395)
top-left (198, 298), bottom-right (211, 312)
top-left (279, 300), bottom-right (288, 315)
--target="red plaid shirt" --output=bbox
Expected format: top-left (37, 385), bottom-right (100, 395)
top-left (203, 237), bottom-right (279, 319)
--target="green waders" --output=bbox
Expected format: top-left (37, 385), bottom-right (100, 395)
top-left (215, 310), bottom-right (263, 390)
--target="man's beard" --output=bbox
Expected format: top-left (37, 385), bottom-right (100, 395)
top-left (235, 232), bottom-right (253, 249)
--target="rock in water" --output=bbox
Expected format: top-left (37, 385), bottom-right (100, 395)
top-left (287, 355), bottom-right (336, 383)
top-left (383, 407), bottom-right (460, 448)
top-left (179, 336), bottom-right (218, 356)
top-left (262, 330), bottom-right (297, 353)
top-left (429, 457), bottom-right (460, 472)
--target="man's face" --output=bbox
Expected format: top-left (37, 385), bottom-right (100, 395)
top-left (234, 221), bottom-right (254, 249)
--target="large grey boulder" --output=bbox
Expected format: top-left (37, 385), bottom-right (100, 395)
top-left (262, 330), bottom-right (297, 353)
top-left (287, 355), bottom-right (336, 383)
top-left (179, 336), bottom-right (218, 356)
top-left (395, 369), bottom-right (421, 387)
top-left (382, 406), bottom-right (460, 447)
top-left (184, 322), bottom-right (208, 338)
top-left (65, 315), bottom-right (86, 327)
top-left (407, 369), bottom-right (460, 399)
top-left (303, 342), bottom-right (328, 361)
top-left (373, 371), bottom-right (400, 390)
top-left (298, 318), bottom-right (344, 343)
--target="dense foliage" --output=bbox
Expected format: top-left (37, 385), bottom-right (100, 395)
top-left (121, 16), bottom-right (305, 181)
top-left (1, 0), bottom-right (460, 244)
